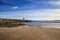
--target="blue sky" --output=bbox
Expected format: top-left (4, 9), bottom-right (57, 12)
top-left (0, 0), bottom-right (60, 20)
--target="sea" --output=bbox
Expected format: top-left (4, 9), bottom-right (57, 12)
top-left (22, 21), bottom-right (60, 28)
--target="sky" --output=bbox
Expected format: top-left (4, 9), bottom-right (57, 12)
top-left (0, 0), bottom-right (60, 20)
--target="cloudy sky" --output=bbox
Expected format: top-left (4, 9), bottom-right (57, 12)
top-left (0, 0), bottom-right (60, 20)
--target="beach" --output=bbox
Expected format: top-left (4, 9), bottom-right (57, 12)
top-left (0, 25), bottom-right (60, 40)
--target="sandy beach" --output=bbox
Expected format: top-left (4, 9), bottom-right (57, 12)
top-left (0, 25), bottom-right (60, 40)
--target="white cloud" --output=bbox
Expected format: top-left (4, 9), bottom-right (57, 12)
top-left (1, 9), bottom-right (60, 20)
top-left (48, 1), bottom-right (60, 5)
top-left (11, 6), bottom-right (18, 9)
top-left (22, 9), bottom-right (60, 20)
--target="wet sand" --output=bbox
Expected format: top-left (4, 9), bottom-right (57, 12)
top-left (0, 25), bottom-right (60, 40)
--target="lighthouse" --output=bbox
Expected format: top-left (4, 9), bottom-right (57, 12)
top-left (23, 17), bottom-right (25, 22)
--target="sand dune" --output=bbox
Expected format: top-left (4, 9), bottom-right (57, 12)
top-left (0, 25), bottom-right (60, 40)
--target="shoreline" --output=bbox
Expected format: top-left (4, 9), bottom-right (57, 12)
top-left (0, 25), bottom-right (60, 29)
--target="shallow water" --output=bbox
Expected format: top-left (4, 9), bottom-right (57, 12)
top-left (22, 22), bottom-right (60, 28)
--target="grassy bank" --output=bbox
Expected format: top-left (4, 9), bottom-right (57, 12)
top-left (0, 24), bottom-right (25, 28)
